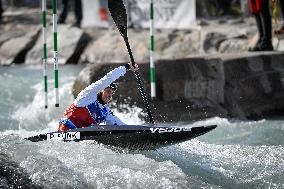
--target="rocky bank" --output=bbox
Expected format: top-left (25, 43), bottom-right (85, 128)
top-left (1, 8), bottom-right (284, 122)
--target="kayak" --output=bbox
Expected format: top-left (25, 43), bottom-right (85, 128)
top-left (26, 125), bottom-right (217, 150)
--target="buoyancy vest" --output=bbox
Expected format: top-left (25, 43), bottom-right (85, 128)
top-left (63, 102), bottom-right (96, 128)
top-left (62, 100), bottom-right (111, 128)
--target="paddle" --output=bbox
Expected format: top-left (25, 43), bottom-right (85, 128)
top-left (108, 0), bottom-right (155, 125)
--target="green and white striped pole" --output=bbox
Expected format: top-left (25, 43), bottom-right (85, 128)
top-left (42, 0), bottom-right (48, 109)
top-left (150, 0), bottom-right (156, 98)
top-left (52, 0), bottom-right (59, 107)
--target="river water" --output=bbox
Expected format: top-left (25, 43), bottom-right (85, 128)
top-left (0, 65), bottom-right (283, 189)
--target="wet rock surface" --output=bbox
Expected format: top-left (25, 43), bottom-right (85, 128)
top-left (25, 24), bottom-right (91, 64)
top-left (0, 26), bottom-right (40, 65)
top-left (0, 153), bottom-right (42, 189)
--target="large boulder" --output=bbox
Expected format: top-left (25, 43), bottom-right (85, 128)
top-left (0, 8), bottom-right (46, 65)
top-left (80, 28), bottom-right (150, 64)
top-left (0, 30), bottom-right (25, 47)
top-left (162, 30), bottom-right (200, 59)
top-left (0, 26), bottom-right (40, 65)
top-left (0, 153), bottom-right (42, 189)
top-left (222, 51), bottom-right (284, 118)
top-left (218, 38), bottom-right (250, 53)
top-left (25, 25), bottom-right (90, 64)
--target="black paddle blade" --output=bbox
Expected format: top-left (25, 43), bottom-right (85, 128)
top-left (108, 0), bottom-right (127, 37)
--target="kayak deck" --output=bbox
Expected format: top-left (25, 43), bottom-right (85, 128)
top-left (26, 125), bottom-right (217, 150)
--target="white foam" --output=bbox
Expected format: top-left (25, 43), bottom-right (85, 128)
top-left (11, 75), bottom-right (76, 131)
top-left (111, 104), bottom-right (145, 125)
top-left (18, 141), bottom-right (188, 188)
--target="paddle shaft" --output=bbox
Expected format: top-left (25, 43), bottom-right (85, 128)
top-left (42, 0), bottom-right (48, 109)
top-left (124, 36), bottom-right (155, 124)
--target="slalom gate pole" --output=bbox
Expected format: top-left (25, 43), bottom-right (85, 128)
top-left (42, 0), bottom-right (48, 109)
top-left (150, 0), bottom-right (156, 98)
top-left (52, 0), bottom-right (59, 107)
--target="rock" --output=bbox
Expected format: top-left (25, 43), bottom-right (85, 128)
top-left (80, 29), bottom-right (130, 64)
top-left (162, 30), bottom-right (200, 59)
top-left (202, 32), bottom-right (227, 54)
top-left (25, 25), bottom-right (90, 64)
top-left (154, 31), bottom-right (176, 54)
top-left (218, 38), bottom-right (249, 53)
top-left (153, 57), bottom-right (227, 121)
top-left (81, 28), bottom-right (150, 64)
top-left (0, 26), bottom-right (40, 65)
top-left (0, 7), bottom-right (49, 65)
top-left (222, 52), bottom-right (284, 119)
top-left (155, 58), bottom-right (224, 103)
top-left (0, 153), bottom-right (42, 189)
top-left (0, 30), bottom-right (25, 47)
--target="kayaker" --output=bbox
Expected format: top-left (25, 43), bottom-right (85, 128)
top-left (58, 63), bottom-right (139, 131)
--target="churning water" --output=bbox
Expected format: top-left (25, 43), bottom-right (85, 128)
top-left (0, 65), bottom-right (283, 189)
